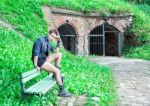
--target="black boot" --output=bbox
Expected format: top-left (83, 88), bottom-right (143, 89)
top-left (58, 85), bottom-right (72, 97)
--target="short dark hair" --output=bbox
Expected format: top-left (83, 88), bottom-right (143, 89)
top-left (49, 29), bottom-right (58, 35)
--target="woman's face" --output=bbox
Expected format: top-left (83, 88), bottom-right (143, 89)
top-left (48, 33), bottom-right (57, 42)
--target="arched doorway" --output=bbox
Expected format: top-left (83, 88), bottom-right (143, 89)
top-left (89, 23), bottom-right (123, 56)
top-left (58, 23), bottom-right (77, 54)
top-left (89, 25), bottom-right (104, 55)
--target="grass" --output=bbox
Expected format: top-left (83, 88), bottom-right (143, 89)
top-left (0, 0), bottom-right (47, 41)
top-left (0, 0), bottom-right (150, 42)
top-left (123, 44), bottom-right (150, 60)
top-left (41, 0), bottom-right (150, 42)
top-left (0, 27), bottom-right (116, 105)
top-left (41, 0), bottom-right (150, 60)
top-left (0, 0), bottom-right (150, 105)
top-left (1, 0), bottom-right (149, 59)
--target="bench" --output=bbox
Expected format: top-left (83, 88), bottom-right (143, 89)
top-left (20, 69), bottom-right (56, 100)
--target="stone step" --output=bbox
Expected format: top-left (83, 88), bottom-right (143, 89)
top-left (57, 95), bottom-right (100, 106)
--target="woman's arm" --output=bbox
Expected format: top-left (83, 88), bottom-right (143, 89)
top-left (33, 56), bottom-right (38, 68)
top-left (32, 39), bottom-right (41, 70)
top-left (33, 56), bottom-right (40, 70)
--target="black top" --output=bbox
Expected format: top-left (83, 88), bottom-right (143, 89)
top-left (32, 36), bottom-right (60, 60)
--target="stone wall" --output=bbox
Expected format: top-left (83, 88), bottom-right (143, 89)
top-left (42, 6), bottom-right (132, 55)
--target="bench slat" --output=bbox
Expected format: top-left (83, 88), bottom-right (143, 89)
top-left (42, 78), bottom-right (56, 95)
top-left (28, 75), bottom-right (53, 93)
top-left (24, 74), bottom-right (56, 95)
top-left (34, 78), bottom-right (55, 94)
top-left (21, 69), bottom-right (40, 78)
top-left (21, 70), bottom-right (41, 83)
top-left (24, 74), bottom-right (53, 92)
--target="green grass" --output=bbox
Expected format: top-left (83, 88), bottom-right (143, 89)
top-left (0, 0), bottom-right (47, 41)
top-left (123, 44), bottom-right (150, 60)
top-left (0, 27), bottom-right (117, 105)
top-left (41, 0), bottom-right (150, 60)
top-left (41, 0), bottom-right (150, 42)
top-left (136, 4), bottom-right (150, 15)
top-left (0, 0), bottom-right (149, 105)
top-left (1, 0), bottom-right (149, 60)
top-left (0, 0), bottom-right (150, 42)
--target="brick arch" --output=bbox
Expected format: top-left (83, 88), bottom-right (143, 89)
top-left (87, 22), bottom-right (122, 36)
top-left (56, 22), bottom-right (79, 37)
top-left (87, 23), bottom-right (103, 35)
top-left (42, 6), bottom-right (132, 55)
top-left (107, 21), bottom-right (122, 32)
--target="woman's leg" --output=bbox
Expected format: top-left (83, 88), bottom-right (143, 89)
top-left (41, 61), bottom-right (62, 86)
top-left (46, 52), bottom-right (62, 68)
top-left (40, 61), bottom-right (72, 97)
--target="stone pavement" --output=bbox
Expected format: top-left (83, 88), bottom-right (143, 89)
top-left (89, 56), bottom-right (150, 106)
top-left (57, 95), bottom-right (100, 106)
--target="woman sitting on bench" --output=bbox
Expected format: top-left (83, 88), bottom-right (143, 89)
top-left (32, 29), bottom-right (72, 97)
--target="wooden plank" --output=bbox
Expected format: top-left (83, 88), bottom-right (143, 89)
top-left (42, 78), bottom-right (56, 95)
top-left (21, 69), bottom-right (40, 78)
top-left (21, 71), bottom-right (41, 83)
top-left (32, 76), bottom-right (53, 93)
top-left (34, 78), bottom-right (56, 94)
top-left (24, 74), bottom-right (56, 95)
top-left (25, 79), bottom-right (56, 95)
top-left (24, 74), bottom-right (53, 93)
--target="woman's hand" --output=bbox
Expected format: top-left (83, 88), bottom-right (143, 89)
top-left (35, 66), bottom-right (40, 71)
top-left (54, 48), bottom-right (59, 53)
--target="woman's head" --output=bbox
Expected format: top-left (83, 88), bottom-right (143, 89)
top-left (48, 29), bottom-right (60, 41)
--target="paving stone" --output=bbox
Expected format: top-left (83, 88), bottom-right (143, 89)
top-left (57, 96), bottom-right (100, 106)
top-left (89, 56), bottom-right (150, 106)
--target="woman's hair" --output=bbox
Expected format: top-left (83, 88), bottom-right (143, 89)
top-left (49, 29), bottom-right (58, 35)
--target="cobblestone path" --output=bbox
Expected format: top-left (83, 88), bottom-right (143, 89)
top-left (89, 56), bottom-right (150, 106)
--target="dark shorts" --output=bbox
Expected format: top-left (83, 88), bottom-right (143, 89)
top-left (37, 58), bottom-right (46, 67)
top-left (32, 58), bottom-right (46, 67)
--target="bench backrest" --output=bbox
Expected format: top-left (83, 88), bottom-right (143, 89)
top-left (20, 69), bottom-right (41, 84)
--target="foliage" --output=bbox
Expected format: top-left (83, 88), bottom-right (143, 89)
top-left (0, 0), bottom-right (150, 42)
top-left (0, 0), bottom-right (149, 105)
top-left (0, 0), bottom-right (48, 41)
top-left (124, 0), bottom-right (150, 5)
top-left (123, 43), bottom-right (150, 60)
top-left (0, 27), bottom-right (117, 105)
top-left (41, 0), bottom-right (150, 43)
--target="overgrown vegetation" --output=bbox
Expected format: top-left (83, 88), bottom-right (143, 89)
top-left (0, 0), bottom-right (47, 41)
top-left (0, 0), bottom-right (150, 105)
top-left (41, 0), bottom-right (150, 59)
top-left (124, 0), bottom-right (150, 5)
top-left (0, 27), bottom-right (117, 105)
top-left (123, 44), bottom-right (150, 60)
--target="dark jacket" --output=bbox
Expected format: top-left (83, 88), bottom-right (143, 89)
top-left (32, 36), bottom-right (54, 60)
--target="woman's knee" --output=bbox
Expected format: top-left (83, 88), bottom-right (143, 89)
top-left (56, 52), bottom-right (62, 58)
top-left (54, 68), bottom-right (60, 75)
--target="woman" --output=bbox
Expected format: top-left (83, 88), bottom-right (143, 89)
top-left (32, 29), bottom-right (72, 97)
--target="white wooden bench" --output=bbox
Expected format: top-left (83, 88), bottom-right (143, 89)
top-left (20, 69), bottom-right (56, 100)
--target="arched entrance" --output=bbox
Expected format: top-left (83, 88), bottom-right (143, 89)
top-left (58, 23), bottom-right (77, 54)
top-left (89, 23), bottom-right (123, 56)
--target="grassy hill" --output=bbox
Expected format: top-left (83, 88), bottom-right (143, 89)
top-left (0, 0), bottom-right (117, 105)
top-left (0, 0), bottom-right (150, 105)
top-left (0, 0), bottom-right (150, 59)
top-left (41, 0), bottom-right (150, 59)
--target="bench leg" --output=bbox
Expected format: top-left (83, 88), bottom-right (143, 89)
top-left (21, 92), bottom-right (27, 101)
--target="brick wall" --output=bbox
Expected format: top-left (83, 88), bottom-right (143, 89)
top-left (42, 6), bottom-right (132, 55)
